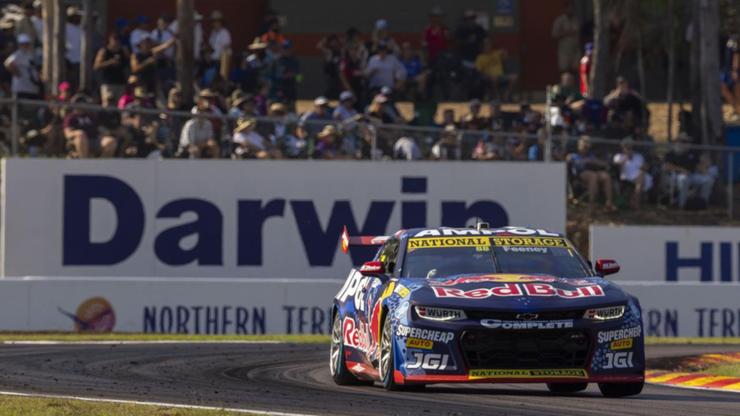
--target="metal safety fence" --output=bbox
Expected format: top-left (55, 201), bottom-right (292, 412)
top-left (0, 96), bottom-right (737, 218)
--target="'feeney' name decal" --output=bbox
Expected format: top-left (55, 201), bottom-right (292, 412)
top-left (432, 283), bottom-right (604, 299)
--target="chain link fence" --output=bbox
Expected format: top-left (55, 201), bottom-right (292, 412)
top-left (0, 96), bottom-right (737, 218)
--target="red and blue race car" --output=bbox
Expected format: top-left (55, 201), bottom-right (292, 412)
top-left (330, 225), bottom-right (644, 397)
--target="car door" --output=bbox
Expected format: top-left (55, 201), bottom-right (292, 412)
top-left (362, 238), bottom-right (400, 363)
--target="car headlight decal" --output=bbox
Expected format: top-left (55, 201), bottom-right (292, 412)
top-left (583, 305), bottom-right (625, 321)
top-left (415, 306), bottom-right (467, 321)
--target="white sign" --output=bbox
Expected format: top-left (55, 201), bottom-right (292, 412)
top-left (1, 159), bottom-right (566, 278)
top-left (0, 278), bottom-right (736, 337)
top-left (590, 225), bottom-right (740, 283)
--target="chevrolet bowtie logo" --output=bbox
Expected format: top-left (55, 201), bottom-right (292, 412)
top-left (515, 313), bottom-right (539, 320)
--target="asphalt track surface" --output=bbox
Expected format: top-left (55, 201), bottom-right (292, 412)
top-left (0, 343), bottom-right (738, 416)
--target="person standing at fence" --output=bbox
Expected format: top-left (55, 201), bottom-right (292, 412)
top-left (131, 35), bottom-right (175, 101)
top-left (4, 33), bottom-right (40, 101)
top-left (94, 33), bottom-right (130, 107)
top-left (65, 6), bottom-right (83, 92)
top-left (551, 1), bottom-right (580, 74)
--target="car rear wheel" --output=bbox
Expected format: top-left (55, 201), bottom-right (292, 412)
top-left (598, 381), bottom-right (644, 397)
top-left (330, 313), bottom-right (370, 385)
top-left (546, 382), bottom-right (588, 394)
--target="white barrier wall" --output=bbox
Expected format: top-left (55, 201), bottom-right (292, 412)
top-left (0, 278), bottom-right (736, 337)
top-left (0, 159), bottom-right (566, 278)
top-left (590, 225), bottom-right (740, 283)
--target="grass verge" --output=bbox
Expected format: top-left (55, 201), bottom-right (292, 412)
top-left (702, 363), bottom-right (740, 378)
top-left (0, 395), bottom-right (249, 416)
top-left (0, 332), bottom-right (330, 343)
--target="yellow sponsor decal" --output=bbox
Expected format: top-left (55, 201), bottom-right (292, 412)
top-left (492, 237), bottom-right (568, 248)
top-left (611, 338), bottom-right (633, 350)
top-left (408, 237), bottom-right (490, 252)
top-left (394, 284), bottom-right (410, 298)
top-left (405, 338), bottom-right (434, 350)
top-left (380, 282), bottom-right (396, 299)
top-left (469, 369), bottom-right (588, 379)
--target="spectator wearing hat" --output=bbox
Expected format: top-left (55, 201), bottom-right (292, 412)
top-left (313, 125), bottom-right (344, 159)
top-left (370, 19), bottom-right (400, 56)
top-left (423, 6), bottom-right (450, 66)
top-left (208, 10), bottom-right (231, 70)
top-left (65, 6), bottom-right (83, 87)
top-left (432, 124), bottom-right (461, 160)
top-left (130, 16), bottom-right (152, 55)
top-left (94, 33), bottom-right (130, 106)
top-left (4, 33), bottom-right (40, 99)
top-left (260, 17), bottom-right (286, 45)
top-left (613, 137), bottom-right (653, 209)
top-left (232, 118), bottom-right (278, 159)
top-left (193, 88), bottom-right (225, 138)
top-left (228, 92), bottom-right (257, 119)
top-left (298, 96), bottom-right (333, 141)
top-left (236, 37), bottom-right (269, 93)
top-left (131, 33), bottom-right (176, 96)
top-left (263, 102), bottom-right (304, 158)
top-left (333, 91), bottom-right (358, 122)
top-left (364, 41), bottom-right (406, 95)
top-left (64, 94), bottom-right (117, 158)
top-left (179, 103), bottom-right (218, 158)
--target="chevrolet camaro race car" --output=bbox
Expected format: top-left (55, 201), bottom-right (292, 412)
top-left (330, 225), bottom-right (644, 397)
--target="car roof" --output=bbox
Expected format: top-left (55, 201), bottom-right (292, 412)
top-left (398, 226), bottom-right (565, 240)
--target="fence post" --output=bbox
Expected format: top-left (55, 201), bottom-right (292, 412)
top-left (370, 124), bottom-right (377, 161)
top-left (544, 85), bottom-right (552, 162)
top-left (10, 94), bottom-right (19, 156)
top-left (729, 151), bottom-right (735, 220)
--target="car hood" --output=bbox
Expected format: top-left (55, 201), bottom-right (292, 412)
top-left (397, 273), bottom-right (629, 311)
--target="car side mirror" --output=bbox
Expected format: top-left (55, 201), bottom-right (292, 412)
top-left (359, 261), bottom-right (386, 277)
top-left (595, 259), bottom-right (620, 276)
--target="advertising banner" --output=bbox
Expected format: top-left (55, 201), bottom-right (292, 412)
top-left (0, 278), bottom-right (736, 337)
top-left (590, 225), bottom-right (740, 283)
top-left (1, 159), bottom-right (566, 278)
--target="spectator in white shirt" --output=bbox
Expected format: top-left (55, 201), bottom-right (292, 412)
top-left (208, 10), bottom-right (231, 66)
top-left (4, 34), bottom-right (40, 98)
top-left (179, 105), bottom-right (219, 158)
top-left (232, 118), bottom-right (280, 159)
top-left (150, 16), bottom-right (175, 60)
top-left (613, 137), bottom-right (653, 209)
top-left (65, 6), bottom-right (82, 88)
top-left (129, 15), bottom-right (152, 55)
top-left (364, 41), bottom-right (406, 94)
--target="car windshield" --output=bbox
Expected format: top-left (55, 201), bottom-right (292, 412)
top-left (401, 236), bottom-right (591, 278)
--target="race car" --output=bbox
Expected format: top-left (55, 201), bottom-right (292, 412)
top-left (330, 225), bottom-right (644, 397)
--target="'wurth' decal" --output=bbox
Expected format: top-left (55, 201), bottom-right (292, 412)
top-left (432, 283), bottom-right (604, 299)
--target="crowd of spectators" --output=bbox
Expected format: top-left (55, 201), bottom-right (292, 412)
top-left (0, 1), bottom-right (728, 211)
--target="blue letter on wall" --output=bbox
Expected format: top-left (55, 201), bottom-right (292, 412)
top-left (63, 175), bottom-right (144, 265)
top-left (154, 199), bottom-right (223, 265)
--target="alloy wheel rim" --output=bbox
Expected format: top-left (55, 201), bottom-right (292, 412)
top-left (330, 315), bottom-right (342, 376)
top-left (380, 318), bottom-right (391, 380)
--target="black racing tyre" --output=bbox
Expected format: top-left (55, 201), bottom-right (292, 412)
top-left (380, 312), bottom-right (403, 390)
top-left (546, 382), bottom-right (588, 394)
top-left (598, 381), bottom-right (644, 397)
top-left (329, 313), bottom-right (370, 385)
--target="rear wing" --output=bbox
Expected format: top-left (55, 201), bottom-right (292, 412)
top-left (340, 225), bottom-right (388, 254)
